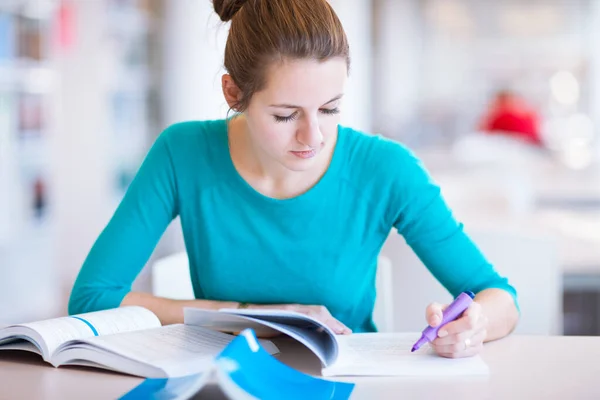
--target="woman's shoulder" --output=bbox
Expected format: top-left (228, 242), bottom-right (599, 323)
top-left (159, 119), bottom-right (227, 145)
top-left (340, 125), bottom-right (423, 176)
top-left (340, 127), bottom-right (439, 218)
top-left (146, 119), bottom-right (230, 188)
top-left (155, 119), bottom-right (227, 159)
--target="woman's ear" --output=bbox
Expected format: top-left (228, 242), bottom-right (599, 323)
top-left (222, 74), bottom-right (243, 111)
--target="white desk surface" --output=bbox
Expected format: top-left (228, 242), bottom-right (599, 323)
top-left (1, 334), bottom-right (599, 400)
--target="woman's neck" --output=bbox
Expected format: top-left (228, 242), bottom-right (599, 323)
top-left (227, 116), bottom-right (336, 200)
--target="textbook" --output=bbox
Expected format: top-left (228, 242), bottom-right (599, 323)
top-left (120, 329), bottom-right (355, 400)
top-left (185, 308), bottom-right (490, 377)
top-left (0, 306), bottom-right (278, 378)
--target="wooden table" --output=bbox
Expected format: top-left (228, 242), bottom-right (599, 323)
top-left (1, 335), bottom-right (600, 399)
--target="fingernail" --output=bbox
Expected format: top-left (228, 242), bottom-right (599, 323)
top-left (438, 330), bottom-right (448, 337)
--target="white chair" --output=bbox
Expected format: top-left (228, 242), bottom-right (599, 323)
top-left (151, 252), bottom-right (194, 300)
top-left (151, 252), bottom-right (396, 332)
top-left (380, 229), bottom-right (562, 335)
top-left (372, 255), bottom-right (394, 332)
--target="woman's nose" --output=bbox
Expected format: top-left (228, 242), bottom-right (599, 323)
top-left (296, 117), bottom-right (323, 148)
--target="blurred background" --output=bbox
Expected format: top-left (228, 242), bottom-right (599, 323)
top-left (0, 0), bottom-right (599, 336)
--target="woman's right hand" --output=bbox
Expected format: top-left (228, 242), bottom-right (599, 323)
top-left (246, 304), bottom-right (352, 335)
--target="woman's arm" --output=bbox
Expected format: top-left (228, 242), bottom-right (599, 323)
top-left (120, 292), bottom-right (239, 325)
top-left (384, 142), bottom-right (519, 355)
top-left (69, 127), bottom-right (181, 315)
top-left (121, 292), bottom-right (353, 333)
top-left (476, 288), bottom-right (519, 341)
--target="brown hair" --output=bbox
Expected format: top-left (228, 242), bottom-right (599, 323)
top-left (213, 0), bottom-right (350, 112)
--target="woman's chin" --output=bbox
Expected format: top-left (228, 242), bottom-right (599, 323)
top-left (281, 154), bottom-right (319, 172)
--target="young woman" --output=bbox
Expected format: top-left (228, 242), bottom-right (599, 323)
top-left (69, 0), bottom-right (519, 359)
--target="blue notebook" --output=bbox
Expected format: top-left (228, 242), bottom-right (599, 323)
top-left (120, 328), bottom-right (355, 400)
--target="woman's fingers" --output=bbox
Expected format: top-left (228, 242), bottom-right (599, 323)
top-left (431, 301), bottom-right (487, 357)
top-left (425, 302), bottom-right (448, 327)
top-left (437, 341), bottom-right (484, 359)
top-left (436, 301), bottom-right (483, 337)
top-left (249, 303), bottom-right (352, 335)
top-left (434, 328), bottom-right (475, 346)
top-left (433, 328), bottom-right (487, 358)
top-left (326, 317), bottom-right (352, 335)
top-left (301, 305), bottom-right (352, 335)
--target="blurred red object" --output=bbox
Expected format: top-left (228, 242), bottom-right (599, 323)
top-left (53, 1), bottom-right (76, 53)
top-left (479, 91), bottom-right (543, 146)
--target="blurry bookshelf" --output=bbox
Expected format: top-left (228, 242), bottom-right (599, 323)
top-left (0, 0), bottom-right (161, 324)
top-left (0, 0), bottom-right (59, 323)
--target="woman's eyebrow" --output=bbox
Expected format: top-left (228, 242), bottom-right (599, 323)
top-left (269, 94), bottom-right (343, 109)
top-left (322, 94), bottom-right (343, 106)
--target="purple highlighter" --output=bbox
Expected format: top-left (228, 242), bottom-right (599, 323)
top-left (411, 291), bottom-right (475, 352)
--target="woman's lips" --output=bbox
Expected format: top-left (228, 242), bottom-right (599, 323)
top-left (290, 149), bottom-right (316, 159)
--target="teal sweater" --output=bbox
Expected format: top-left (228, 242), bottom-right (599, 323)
top-left (69, 119), bottom-right (518, 332)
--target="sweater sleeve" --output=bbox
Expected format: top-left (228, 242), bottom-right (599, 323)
top-left (388, 144), bottom-right (519, 310)
top-left (68, 128), bottom-right (179, 315)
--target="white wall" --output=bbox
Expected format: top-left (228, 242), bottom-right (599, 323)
top-left (160, 0), bottom-right (228, 124)
top-left (372, 0), bottom-right (422, 137)
top-left (589, 0), bottom-right (600, 158)
top-left (329, 0), bottom-right (373, 133)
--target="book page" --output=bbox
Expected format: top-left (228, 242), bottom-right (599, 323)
top-left (323, 333), bottom-right (489, 377)
top-left (185, 308), bottom-right (337, 366)
top-left (64, 324), bottom-right (279, 377)
top-left (15, 306), bottom-right (160, 357)
top-left (0, 340), bottom-right (39, 353)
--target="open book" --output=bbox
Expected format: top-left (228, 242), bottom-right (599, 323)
top-left (185, 308), bottom-right (490, 377)
top-left (120, 329), bottom-right (355, 400)
top-left (0, 306), bottom-right (278, 378)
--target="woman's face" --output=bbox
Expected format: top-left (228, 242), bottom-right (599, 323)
top-left (244, 57), bottom-right (348, 172)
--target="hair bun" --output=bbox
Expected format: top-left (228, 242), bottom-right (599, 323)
top-left (213, 0), bottom-right (248, 22)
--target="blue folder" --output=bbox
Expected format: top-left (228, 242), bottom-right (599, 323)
top-left (120, 328), bottom-right (354, 400)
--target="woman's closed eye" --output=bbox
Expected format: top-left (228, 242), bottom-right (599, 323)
top-left (320, 107), bottom-right (340, 116)
top-left (273, 108), bottom-right (340, 123)
top-left (274, 112), bottom-right (299, 123)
